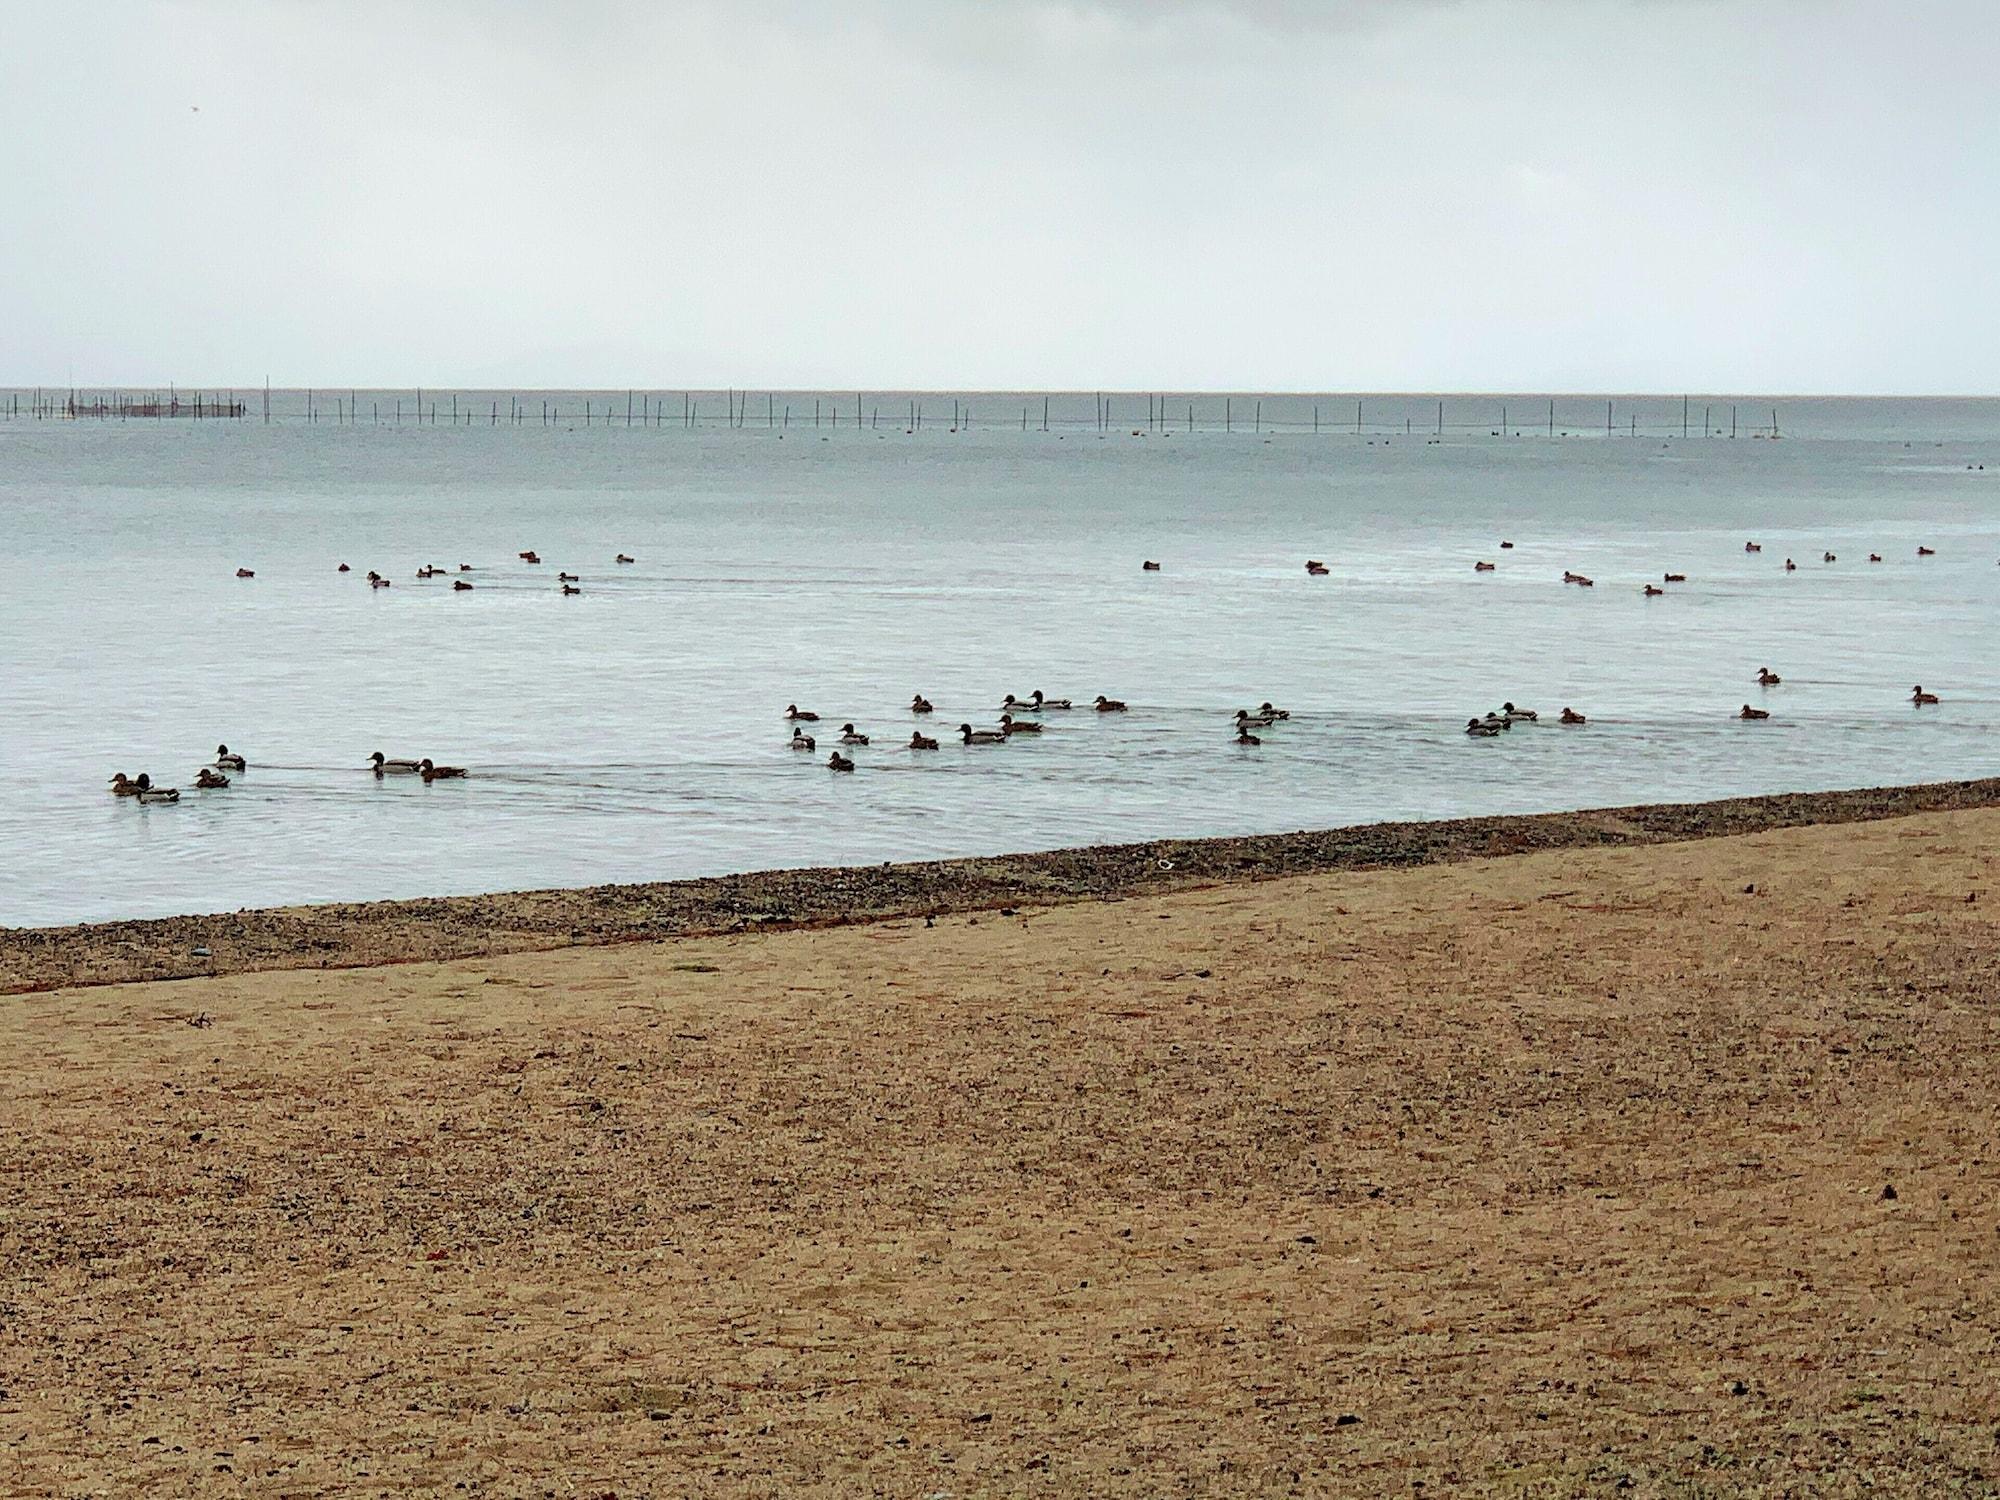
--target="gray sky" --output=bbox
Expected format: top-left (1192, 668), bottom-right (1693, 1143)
top-left (3, 0), bottom-right (1992, 392)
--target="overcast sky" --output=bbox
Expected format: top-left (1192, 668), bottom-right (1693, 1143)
top-left (2, 0), bottom-right (1992, 392)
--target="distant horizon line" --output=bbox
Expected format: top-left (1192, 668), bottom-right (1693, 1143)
top-left (5, 383), bottom-right (1999, 401)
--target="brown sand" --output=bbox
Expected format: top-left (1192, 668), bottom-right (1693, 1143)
top-left (4, 807), bottom-right (1999, 1494)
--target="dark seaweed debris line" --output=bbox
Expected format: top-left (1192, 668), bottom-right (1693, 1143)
top-left (5, 776), bottom-right (1997, 996)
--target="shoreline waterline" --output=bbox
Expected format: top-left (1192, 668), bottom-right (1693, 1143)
top-left (7, 774), bottom-right (1996, 995)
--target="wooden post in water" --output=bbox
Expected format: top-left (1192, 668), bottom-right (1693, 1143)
top-left (1226, 397), bottom-right (1231, 432)
top-left (1437, 399), bottom-right (1443, 436)
top-left (1313, 404), bottom-right (1319, 433)
top-left (1548, 399), bottom-right (1554, 437)
top-left (1043, 395), bottom-right (1049, 432)
top-left (1606, 400), bottom-right (1613, 434)
top-left (1731, 404), bottom-right (1738, 438)
top-left (1355, 399), bottom-right (1362, 435)
top-left (1682, 394), bottom-right (1689, 438)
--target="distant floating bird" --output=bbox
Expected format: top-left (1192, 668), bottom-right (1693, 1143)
top-left (909, 731), bottom-right (938, 751)
top-left (790, 728), bottom-right (816, 751)
top-left (826, 751), bottom-right (855, 772)
top-left (616, 554), bottom-right (635, 564)
top-left (1094, 695), bottom-right (1128, 712)
top-left (215, 744), bottom-right (246, 770)
top-left (1142, 560), bottom-right (1161, 571)
top-left (194, 768), bottom-right (230, 789)
top-left (784, 706), bottom-right (819, 722)
top-left (1465, 718), bottom-right (1503, 738)
top-left (1560, 707), bottom-right (1587, 725)
top-left (958, 723), bottom-right (1007, 744)
top-left (235, 567), bottom-right (255, 578)
top-left (837, 723), bottom-right (869, 745)
top-left (1474, 560), bottom-right (1496, 572)
top-left (369, 752), bottom-right (421, 774)
top-left (1739, 705), bottom-right (1770, 720)
top-left (1912, 685), bottom-right (1940, 705)
top-left (419, 759), bottom-right (467, 780)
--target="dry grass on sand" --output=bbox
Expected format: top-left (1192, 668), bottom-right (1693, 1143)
top-left (4, 809), bottom-right (2000, 1495)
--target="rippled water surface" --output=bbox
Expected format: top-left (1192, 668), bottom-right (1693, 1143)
top-left (4, 391), bottom-right (1996, 927)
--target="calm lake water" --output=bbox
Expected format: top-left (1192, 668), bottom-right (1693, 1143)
top-left (4, 391), bottom-right (1996, 928)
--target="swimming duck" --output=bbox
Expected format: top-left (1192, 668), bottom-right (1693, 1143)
top-left (371, 576), bottom-right (392, 589)
top-left (1918, 546), bottom-right (1935, 556)
top-left (1664, 572), bottom-right (1687, 583)
top-left (785, 705), bottom-right (820, 721)
top-left (1236, 726), bottom-right (1262, 745)
top-left (1562, 571), bottom-right (1595, 586)
top-left (1784, 558), bottom-right (1797, 571)
top-left (1258, 701), bottom-right (1290, 720)
top-left (1235, 709), bottom-right (1278, 729)
top-left (1142, 560), bottom-right (1161, 571)
top-left (1465, 718), bottom-right (1504, 737)
top-left (1480, 713), bottom-right (1513, 731)
top-left (1559, 707), bottom-right (1587, 725)
top-left (909, 731), bottom-right (939, 750)
top-left (459, 563), bottom-right (473, 572)
top-left (454, 579), bottom-right (473, 590)
top-left (1739, 705), bottom-right (1770, 720)
top-left (337, 563), bottom-right (351, 573)
top-left (109, 772), bottom-right (140, 796)
top-left (1756, 667), bottom-right (1781, 686)
top-left (1474, 560), bottom-right (1496, 572)
top-left (235, 567), bottom-right (255, 578)
top-left (1823, 551), bottom-right (1837, 563)
top-left (1093, 695), bottom-right (1128, 712)
top-left (558, 572), bottom-right (579, 583)
top-left (1499, 541), bottom-right (1515, 549)
top-left (1868, 553), bottom-right (1882, 563)
top-left (1030, 691), bottom-right (1072, 710)
top-left (1912, 685), bottom-right (1940, 705)
top-left (1000, 694), bottom-right (1036, 714)
top-left (999, 714), bottom-right (1042, 735)
top-left (215, 744), bottom-right (246, 770)
top-left (790, 728), bottom-right (816, 751)
top-left (136, 778), bottom-right (181, 803)
top-left (835, 723), bottom-right (868, 745)
top-left (959, 723), bottom-right (1007, 744)
top-left (1745, 542), bottom-right (1762, 553)
top-left (1305, 560), bottom-right (1330, 576)
top-left (910, 694), bottom-right (935, 714)
top-left (369, 752), bottom-right (422, 774)
top-left (416, 566), bottom-right (440, 579)
top-left (418, 759), bottom-right (466, 780)
top-left (367, 570), bottom-right (381, 582)
top-left (194, 768), bottom-right (230, 789)
top-left (519, 550), bottom-right (540, 562)
top-left (1501, 702), bottom-right (1538, 722)
top-left (561, 584), bottom-right (581, 595)
top-left (826, 751), bottom-right (855, 772)
top-left (1643, 584), bottom-right (1665, 596)
top-left (615, 554), bottom-right (635, 564)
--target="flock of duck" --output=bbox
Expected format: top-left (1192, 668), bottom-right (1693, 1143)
top-left (781, 692), bottom-right (1165, 770)
top-left (180, 534), bottom-right (1958, 792)
top-left (107, 746), bottom-right (466, 804)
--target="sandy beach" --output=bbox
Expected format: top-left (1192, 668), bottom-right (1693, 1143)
top-left (5, 794), bottom-right (1999, 1493)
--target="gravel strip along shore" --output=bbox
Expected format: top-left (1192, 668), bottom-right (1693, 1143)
top-left (9, 775), bottom-right (1997, 994)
